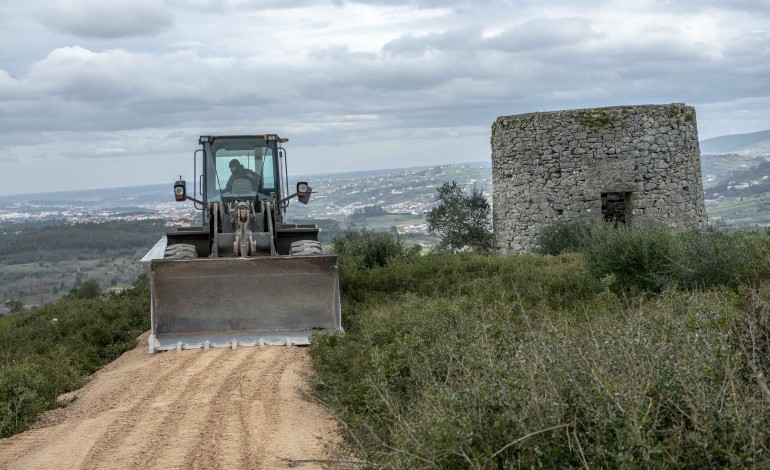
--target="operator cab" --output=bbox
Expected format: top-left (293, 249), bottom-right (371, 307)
top-left (200, 135), bottom-right (284, 205)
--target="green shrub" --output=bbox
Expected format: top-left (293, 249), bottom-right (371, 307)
top-left (312, 253), bottom-right (770, 468)
top-left (331, 228), bottom-right (420, 268)
top-left (337, 252), bottom-right (601, 326)
top-left (582, 223), bottom-right (770, 292)
top-left (537, 218), bottom-right (770, 292)
top-left (0, 277), bottom-right (149, 437)
top-left (668, 228), bottom-right (752, 289)
top-left (534, 216), bottom-right (602, 255)
top-left (583, 221), bottom-right (678, 291)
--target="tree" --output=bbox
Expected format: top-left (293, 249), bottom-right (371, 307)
top-left (425, 181), bottom-right (493, 253)
top-left (4, 299), bottom-right (24, 314)
top-left (65, 279), bottom-right (102, 300)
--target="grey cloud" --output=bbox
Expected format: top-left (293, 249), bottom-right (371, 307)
top-left (382, 18), bottom-right (597, 59)
top-left (383, 27), bottom-right (484, 57)
top-left (311, 16), bottom-right (769, 137)
top-left (41, 0), bottom-right (173, 39)
top-left (0, 46), bottom-right (307, 135)
top-left (307, 45), bottom-right (377, 61)
top-left (333, 0), bottom-right (510, 9)
top-left (659, 0), bottom-right (770, 14)
top-left (166, 0), bottom-right (323, 12)
top-left (0, 148), bottom-right (19, 163)
top-left (487, 18), bottom-right (598, 53)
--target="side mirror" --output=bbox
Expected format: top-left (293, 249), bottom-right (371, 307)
top-left (296, 181), bottom-right (312, 205)
top-left (174, 178), bottom-right (187, 201)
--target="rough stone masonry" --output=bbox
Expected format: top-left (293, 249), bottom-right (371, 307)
top-left (491, 103), bottom-right (707, 254)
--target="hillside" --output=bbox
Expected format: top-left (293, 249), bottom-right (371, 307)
top-left (702, 155), bottom-right (770, 227)
top-left (310, 228), bottom-right (770, 468)
top-left (0, 220), bottom-right (166, 311)
top-left (700, 129), bottom-right (770, 155)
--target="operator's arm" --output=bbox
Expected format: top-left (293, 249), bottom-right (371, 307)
top-left (223, 174), bottom-right (234, 193)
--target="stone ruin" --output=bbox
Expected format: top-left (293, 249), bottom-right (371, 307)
top-left (491, 103), bottom-right (707, 254)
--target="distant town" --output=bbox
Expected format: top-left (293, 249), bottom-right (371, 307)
top-left (2, 151), bottom-right (770, 232)
top-left (0, 163), bottom-right (493, 236)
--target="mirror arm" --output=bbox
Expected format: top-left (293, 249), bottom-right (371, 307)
top-left (278, 192), bottom-right (299, 205)
top-left (185, 195), bottom-right (204, 205)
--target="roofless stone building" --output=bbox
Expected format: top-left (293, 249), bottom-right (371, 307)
top-left (491, 103), bottom-right (707, 254)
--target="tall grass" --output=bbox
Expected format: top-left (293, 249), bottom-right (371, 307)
top-left (311, 228), bottom-right (770, 468)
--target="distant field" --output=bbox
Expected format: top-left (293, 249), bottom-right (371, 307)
top-left (707, 194), bottom-right (770, 227)
top-left (0, 220), bottom-right (164, 310)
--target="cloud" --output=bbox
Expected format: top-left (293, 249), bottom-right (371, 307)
top-left (487, 18), bottom-right (598, 53)
top-left (41, 0), bottom-right (173, 39)
top-left (383, 27), bottom-right (485, 57)
top-left (0, 147), bottom-right (19, 164)
top-left (0, 0), bottom-right (768, 194)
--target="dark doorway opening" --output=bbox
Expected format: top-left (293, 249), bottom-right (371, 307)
top-left (601, 192), bottom-right (632, 225)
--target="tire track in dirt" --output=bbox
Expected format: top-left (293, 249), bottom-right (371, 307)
top-left (128, 347), bottom-right (259, 469)
top-left (79, 349), bottom-right (232, 469)
top-left (0, 335), bottom-right (340, 470)
top-left (188, 348), bottom-right (290, 469)
top-left (264, 350), bottom-right (337, 467)
top-left (0, 339), bottom-right (202, 470)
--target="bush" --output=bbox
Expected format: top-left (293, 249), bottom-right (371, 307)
top-left (311, 253), bottom-right (770, 468)
top-left (0, 276), bottom-right (149, 437)
top-left (583, 221), bottom-right (679, 291)
top-left (667, 228), bottom-right (754, 289)
top-left (3, 298), bottom-right (24, 314)
top-left (331, 228), bottom-right (420, 268)
top-left (534, 216), bottom-right (602, 255)
top-left (537, 218), bottom-right (770, 292)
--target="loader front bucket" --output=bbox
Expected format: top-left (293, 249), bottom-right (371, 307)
top-left (147, 255), bottom-right (341, 352)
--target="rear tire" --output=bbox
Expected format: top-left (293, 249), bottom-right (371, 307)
top-left (164, 243), bottom-right (198, 259)
top-left (289, 240), bottom-right (322, 256)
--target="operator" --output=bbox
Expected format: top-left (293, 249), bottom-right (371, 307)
top-left (224, 158), bottom-right (260, 193)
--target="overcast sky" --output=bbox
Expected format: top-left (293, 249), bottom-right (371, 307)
top-left (1, 0), bottom-right (769, 195)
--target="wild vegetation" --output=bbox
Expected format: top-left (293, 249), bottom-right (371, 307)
top-left (0, 276), bottom-right (150, 437)
top-left (331, 228), bottom-right (420, 269)
top-left (310, 223), bottom-right (770, 468)
top-left (2, 218), bottom-right (769, 468)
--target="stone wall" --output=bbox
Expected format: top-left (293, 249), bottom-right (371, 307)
top-left (491, 103), bottom-right (707, 254)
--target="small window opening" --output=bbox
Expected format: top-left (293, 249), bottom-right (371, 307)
top-left (556, 209), bottom-right (564, 216)
top-left (601, 192), bottom-right (632, 225)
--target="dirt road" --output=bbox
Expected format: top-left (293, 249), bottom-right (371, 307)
top-left (0, 334), bottom-right (341, 469)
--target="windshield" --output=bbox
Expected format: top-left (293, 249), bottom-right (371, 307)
top-left (205, 137), bottom-right (277, 202)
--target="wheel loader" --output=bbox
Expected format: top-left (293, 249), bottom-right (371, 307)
top-left (141, 134), bottom-right (342, 352)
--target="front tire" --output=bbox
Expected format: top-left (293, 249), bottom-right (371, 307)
top-left (164, 243), bottom-right (198, 259)
top-left (289, 240), bottom-right (322, 256)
